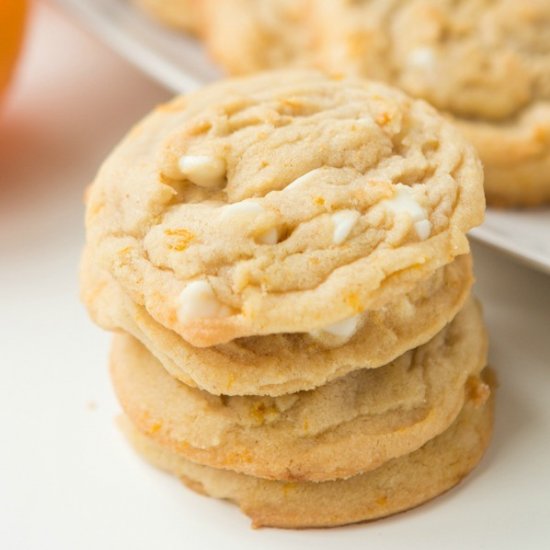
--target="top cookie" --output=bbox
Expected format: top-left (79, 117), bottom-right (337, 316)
top-left (85, 71), bottom-right (483, 347)
top-left (313, 0), bottom-right (550, 205)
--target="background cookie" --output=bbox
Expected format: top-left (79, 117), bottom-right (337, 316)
top-left (83, 251), bottom-right (473, 395)
top-left (84, 71), bottom-right (484, 349)
top-left (312, 0), bottom-right (550, 206)
top-left (133, 0), bottom-right (201, 33)
top-left (199, 0), bottom-right (311, 74)
top-left (111, 296), bottom-right (487, 481)
top-left (119, 385), bottom-right (494, 528)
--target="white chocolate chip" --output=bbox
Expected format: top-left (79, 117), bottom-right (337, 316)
top-left (322, 315), bottom-right (361, 338)
top-left (382, 184), bottom-right (431, 240)
top-left (221, 201), bottom-right (279, 244)
top-left (356, 116), bottom-right (374, 126)
top-left (256, 227), bottom-right (279, 245)
top-left (384, 184), bottom-right (425, 220)
top-left (221, 200), bottom-right (264, 222)
top-left (177, 280), bottom-right (231, 322)
top-left (286, 168), bottom-right (323, 190)
top-left (178, 155), bottom-right (226, 188)
top-left (414, 219), bottom-right (432, 241)
top-left (407, 47), bottom-right (437, 71)
top-left (332, 210), bottom-right (361, 245)
top-left (309, 314), bottom-right (361, 344)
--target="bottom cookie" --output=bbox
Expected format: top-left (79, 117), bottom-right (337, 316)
top-left (119, 380), bottom-right (494, 529)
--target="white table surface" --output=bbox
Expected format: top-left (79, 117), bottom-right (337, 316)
top-left (1, 3), bottom-right (549, 549)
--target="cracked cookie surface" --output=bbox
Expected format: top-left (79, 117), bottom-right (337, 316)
top-left (84, 71), bottom-right (483, 348)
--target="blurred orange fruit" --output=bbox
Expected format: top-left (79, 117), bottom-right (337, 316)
top-left (0, 0), bottom-right (27, 95)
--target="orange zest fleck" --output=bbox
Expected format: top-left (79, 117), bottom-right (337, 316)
top-left (313, 196), bottom-right (325, 206)
top-left (282, 483), bottom-right (297, 496)
top-left (224, 449), bottom-right (253, 465)
top-left (345, 291), bottom-right (363, 313)
top-left (149, 422), bottom-right (162, 434)
top-left (165, 228), bottom-right (195, 251)
top-left (250, 401), bottom-right (279, 425)
top-left (376, 112), bottom-right (391, 125)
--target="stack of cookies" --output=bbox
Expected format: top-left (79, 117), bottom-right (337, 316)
top-left (81, 71), bottom-right (494, 528)
top-left (134, 0), bottom-right (550, 206)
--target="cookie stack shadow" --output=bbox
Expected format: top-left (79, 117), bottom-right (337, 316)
top-left (81, 72), bottom-right (494, 528)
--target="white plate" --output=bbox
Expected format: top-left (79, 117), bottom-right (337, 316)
top-left (54, 0), bottom-right (550, 274)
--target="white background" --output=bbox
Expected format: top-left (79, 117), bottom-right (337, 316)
top-left (1, 3), bottom-right (549, 548)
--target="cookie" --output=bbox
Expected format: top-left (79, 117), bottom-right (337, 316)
top-left (133, 0), bottom-right (201, 33)
top-left (312, 0), bottom-right (550, 206)
top-left (110, 296), bottom-right (487, 481)
top-left (84, 71), bottom-right (484, 349)
top-left (119, 382), bottom-right (494, 528)
top-left (83, 251), bottom-right (473, 395)
top-left (199, 0), bottom-right (311, 74)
